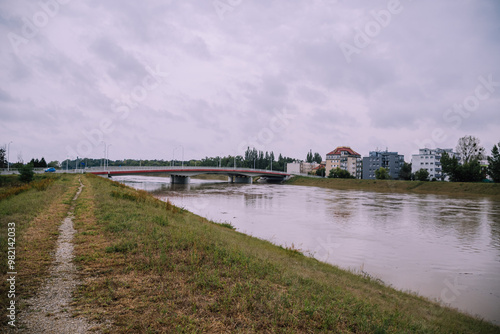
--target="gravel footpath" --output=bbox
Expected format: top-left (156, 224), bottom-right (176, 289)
top-left (17, 179), bottom-right (102, 333)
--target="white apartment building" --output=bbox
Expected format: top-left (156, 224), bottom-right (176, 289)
top-left (411, 148), bottom-right (457, 180)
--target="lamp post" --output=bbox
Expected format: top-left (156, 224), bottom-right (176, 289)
top-left (7, 141), bottom-right (12, 172)
top-left (101, 141), bottom-right (106, 170)
top-left (106, 144), bottom-right (112, 170)
top-left (181, 146), bottom-right (184, 168)
top-left (173, 145), bottom-right (184, 167)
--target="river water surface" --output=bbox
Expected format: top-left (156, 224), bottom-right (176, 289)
top-left (115, 175), bottom-right (500, 325)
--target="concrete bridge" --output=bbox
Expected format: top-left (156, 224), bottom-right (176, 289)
top-left (87, 166), bottom-right (290, 184)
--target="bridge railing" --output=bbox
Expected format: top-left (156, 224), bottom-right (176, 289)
top-left (86, 166), bottom-right (289, 175)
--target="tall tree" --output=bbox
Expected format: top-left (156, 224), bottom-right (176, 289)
top-left (0, 145), bottom-right (6, 168)
top-left (313, 152), bottom-right (322, 164)
top-left (306, 150), bottom-right (313, 163)
top-left (487, 142), bottom-right (500, 183)
top-left (441, 151), bottom-right (483, 182)
top-left (398, 162), bottom-right (412, 180)
top-left (456, 135), bottom-right (485, 164)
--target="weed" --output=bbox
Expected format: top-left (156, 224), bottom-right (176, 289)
top-left (213, 221), bottom-right (235, 230)
top-left (105, 241), bottom-right (138, 254)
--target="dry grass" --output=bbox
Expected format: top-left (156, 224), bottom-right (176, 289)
top-left (0, 175), bottom-right (80, 327)
top-left (0, 176), bottom-right (55, 201)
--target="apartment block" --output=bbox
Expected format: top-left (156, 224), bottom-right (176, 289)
top-left (362, 150), bottom-right (405, 179)
top-left (411, 148), bottom-right (457, 180)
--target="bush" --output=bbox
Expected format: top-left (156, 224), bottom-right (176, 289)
top-left (18, 164), bottom-right (34, 183)
top-left (414, 168), bottom-right (429, 181)
top-left (328, 167), bottom-right (355, 179)
top-left (375, 167), bottom-right (390, 180)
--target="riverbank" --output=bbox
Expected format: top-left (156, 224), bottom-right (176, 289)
top-left (2, 174), bottom-right (499, 332)
top-left (285, 176), bottom-right (500, 198)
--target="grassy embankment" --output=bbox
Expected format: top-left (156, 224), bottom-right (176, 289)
top-left (285, 176), bottom-right (500, 198)
top-left (2, 174), bottom-right (500, 332)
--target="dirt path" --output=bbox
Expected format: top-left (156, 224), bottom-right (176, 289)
top-left (18, 179), bottom-right (101, 333)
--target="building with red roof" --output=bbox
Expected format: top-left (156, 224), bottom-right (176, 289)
top-left (325, 146), bottom-right (362, 178)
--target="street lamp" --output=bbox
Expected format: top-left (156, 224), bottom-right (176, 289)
top-left (106, 144), bottom-right (112, 170)
top-left (101, 141), bottom-right (106, 169)
top-left (173, 145), bottom-right (184, 167)
top-left (7, 141), bottom-right (12, 172)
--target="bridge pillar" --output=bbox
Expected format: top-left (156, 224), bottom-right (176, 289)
top-left (229, 175), bottom-right (252, 184)
top-left (171, 175), bottom-right (190, 184)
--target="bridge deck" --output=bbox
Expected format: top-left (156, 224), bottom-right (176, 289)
top-left (87, 166), bottom-right (289, 178)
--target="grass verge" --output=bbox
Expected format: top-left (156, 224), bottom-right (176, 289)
top-left (67, 174), bottom-right (499, 333)
top-left (285, 176), bottom-right (500, 198)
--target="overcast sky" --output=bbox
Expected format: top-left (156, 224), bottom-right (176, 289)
top-left (1, 0), bottom-right (499, 163)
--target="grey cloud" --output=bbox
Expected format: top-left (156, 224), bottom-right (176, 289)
top-left (89, 37), bottom-right (148, 87)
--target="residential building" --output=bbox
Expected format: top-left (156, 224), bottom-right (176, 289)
top-left (286, 161), bottom-right (320, 175)
top-left (311, 162), bottom-right (327, 177)
top-left (325, 146), bottom-right (362, 178)
top-left (411, 148), bottom-right (458, 180)
top-left (286, 162), bottom-right (301, 174)
top-left (362, 150), bottom-right (405, 179)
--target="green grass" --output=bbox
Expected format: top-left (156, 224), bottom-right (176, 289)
top-left (67, 174), bottom-right (500, 333)
top-left (285, 176), bottom-right (500, 198)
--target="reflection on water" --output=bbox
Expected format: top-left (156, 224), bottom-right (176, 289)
top-left (114, 175), bottom-right (500, 325)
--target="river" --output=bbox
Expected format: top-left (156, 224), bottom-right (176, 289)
top-left (114, 175), bottom-right (500, 325)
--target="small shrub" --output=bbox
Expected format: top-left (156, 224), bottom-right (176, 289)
top-left (105, 241), bottom-right (138, 253)
top-left (18, 164), bottom-right (34, 183)
top-left (33, 178), bottom-right (54, 191)
top-left (153, 216), bottom-right (169, 226)
top-left (215, 221), bottom-right (235, 230)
